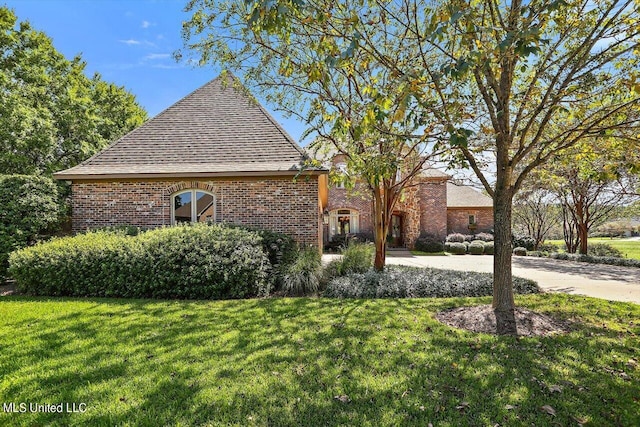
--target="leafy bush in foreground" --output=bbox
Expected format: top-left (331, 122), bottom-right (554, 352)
top-left (282, 248), bottom-right (323, 296)
top-left (9, 224), bottom-right (270, 299)
top-left (324, 265), bottom-right (540, 298)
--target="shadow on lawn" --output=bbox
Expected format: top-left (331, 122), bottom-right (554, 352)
top-left (1, 296), bottom-right (638, 426)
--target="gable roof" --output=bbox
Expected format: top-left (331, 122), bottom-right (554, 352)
top-left (54, 73), bottom-right (323, 180)
top-left (447, 183), bottom-right (493, 208)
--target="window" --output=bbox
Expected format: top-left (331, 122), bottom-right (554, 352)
top-left (335, 162), bottom-right (347, 189)
top-left (329, 209), bottom-right (359, 238)
top-left (468, 214), bottom-right (476, 225)
top-left (172, 190), bottom-right (215, 224)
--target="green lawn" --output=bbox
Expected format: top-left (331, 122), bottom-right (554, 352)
top-left (547, 237), bottom-right (640, 260)
top-left (1, 295), bottom-right (638, 426)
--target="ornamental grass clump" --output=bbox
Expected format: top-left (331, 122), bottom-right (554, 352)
top-left (9, 224), bottom-right (270, 299)
top-left (282, 248), bottom-right (323, 296)
top-left (339, 241), bottom-right (374, 274)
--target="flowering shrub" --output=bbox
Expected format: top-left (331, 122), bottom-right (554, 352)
top-left (324, 266), bottom-right (540, 298)
top-left (446, 233), bottom-right (466, 243)
top-left (474, 232), bottom-right (494, 242)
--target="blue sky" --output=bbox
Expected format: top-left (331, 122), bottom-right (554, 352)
top-left (3, 0), bottom-right (309, 144)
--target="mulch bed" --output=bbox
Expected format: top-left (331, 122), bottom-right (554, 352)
top-left (435, 305), bottom-right (571, 337)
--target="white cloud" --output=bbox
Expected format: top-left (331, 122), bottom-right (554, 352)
top-left (141, 20), bottom-right (152, 29)
top-left (144, 53), bottom-right (171, 60)
top-left (119, 39), bottom-right (141, 45)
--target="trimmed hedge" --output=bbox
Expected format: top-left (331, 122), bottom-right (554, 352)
top-left (468, 240), bottom-right (485, 255)
top-left (447, 242), bottom-right (467, 255)
top-left (513, 247), bottom-right (527, 256)
top-left (549, 252), bottom-right (640, 268)
top-left (323, 265), bottom-right (540, 299)
top-left (414, 235), bottom-right (444, 253)
top-left (9, 224), bottom-right (270, 299)
top-left (0, 175), bottom-right (60, 281)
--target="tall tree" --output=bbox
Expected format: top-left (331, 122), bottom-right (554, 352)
top-left (543, 139), bottom-right (639, 254)
top-left (513, 185), bottom-right (560, 250)
top-left (0, 7), bottom-right (147, 175)
top-left (184, 0), bottom-right (640, 335)
top-left (181, 1), bottom-right (449, 270)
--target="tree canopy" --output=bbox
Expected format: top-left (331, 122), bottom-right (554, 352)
top-left (182, 0), bottom-right (640, 334)
top-left (0, 7), bottom-right (147, 175)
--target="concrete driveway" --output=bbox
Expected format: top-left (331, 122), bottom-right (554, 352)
top-left (324, 251), bottom-right (640, 304)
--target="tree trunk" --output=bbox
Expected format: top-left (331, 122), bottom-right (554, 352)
top-left (578, 222), bottom-right (588, 255)
top-left (372, 186), bottom-right (387, 271)
top-left (493, 175), bottom-right (518, 336)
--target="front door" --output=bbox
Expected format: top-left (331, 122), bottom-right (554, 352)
top-left (389, 214), bottom-right (403, 247)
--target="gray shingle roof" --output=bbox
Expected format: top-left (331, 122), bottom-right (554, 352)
top-left (447, 183), bottom-right (493, 208)
top-left (54, 73), bottom-right (319, 179)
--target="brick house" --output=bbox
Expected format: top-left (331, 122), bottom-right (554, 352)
top-left (54, 74), bottom-right (329, 247)
top-left (323, 155), bottom-right (494, 248)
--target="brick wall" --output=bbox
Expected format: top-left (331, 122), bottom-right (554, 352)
top-left (71, 176), bottom-right (321, 246)
top-left (326, 182), bottom-right (373, 237)
top-left (418, 180), bottom-right (448, 238)
top-left (447, 207), bottom-right (494, 235)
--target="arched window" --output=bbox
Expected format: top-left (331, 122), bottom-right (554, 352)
top-left (172, 190), bottom-right (215, 224)
top-left (334, 162), bottom-right (347, 189)
top-left (329, 209), bottom-right (359, 238)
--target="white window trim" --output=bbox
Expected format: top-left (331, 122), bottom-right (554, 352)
top-left (329, 209), bottom-right (360, 239)
top-left (171, 189), bottom-right (215, 225)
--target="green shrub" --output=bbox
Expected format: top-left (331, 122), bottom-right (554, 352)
top-left (282, 248), bottom-right (323, 296)
top-left (513, 247), bottom-right (527, 256)
top-left (230, 225), bottom-right (297, 289)
top-left (468, 240), bottom-right (485, 255)
top-left (9, 224), bottom-right (270, 299)
top-left (483, 241), bottom-right (494, 255)
top-left (474, 232), bottom-right (494, 242)
top-left (447, 242), bottom-right (467, 255)
top-left (324, 265), bottom-right (540, 298)
top-left (550, 252), bottom-right (640, 268)
top-left (95, 225), bottom-right (143, 236)
top-left (0, 175), bottom-right (60, 281)
top-left (537, 242), bottom-right (560, 253)
top-left (512, 234), bottom-right (535, 251)
top-left (587, 242), bottom-right (623, 258)
top-left (414, 235), bottom-right (444, 253)
top-left (339, 242), bottom-right (374, 274)
top-left (446, 233), bottom-right (466, 243)
top-left (321, 259), bottom-right (343, 287)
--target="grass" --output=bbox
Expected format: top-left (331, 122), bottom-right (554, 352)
top-left (1, 295), bottom-right (638, 426)
top-left (547, 237), bottom-right (640, 260)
